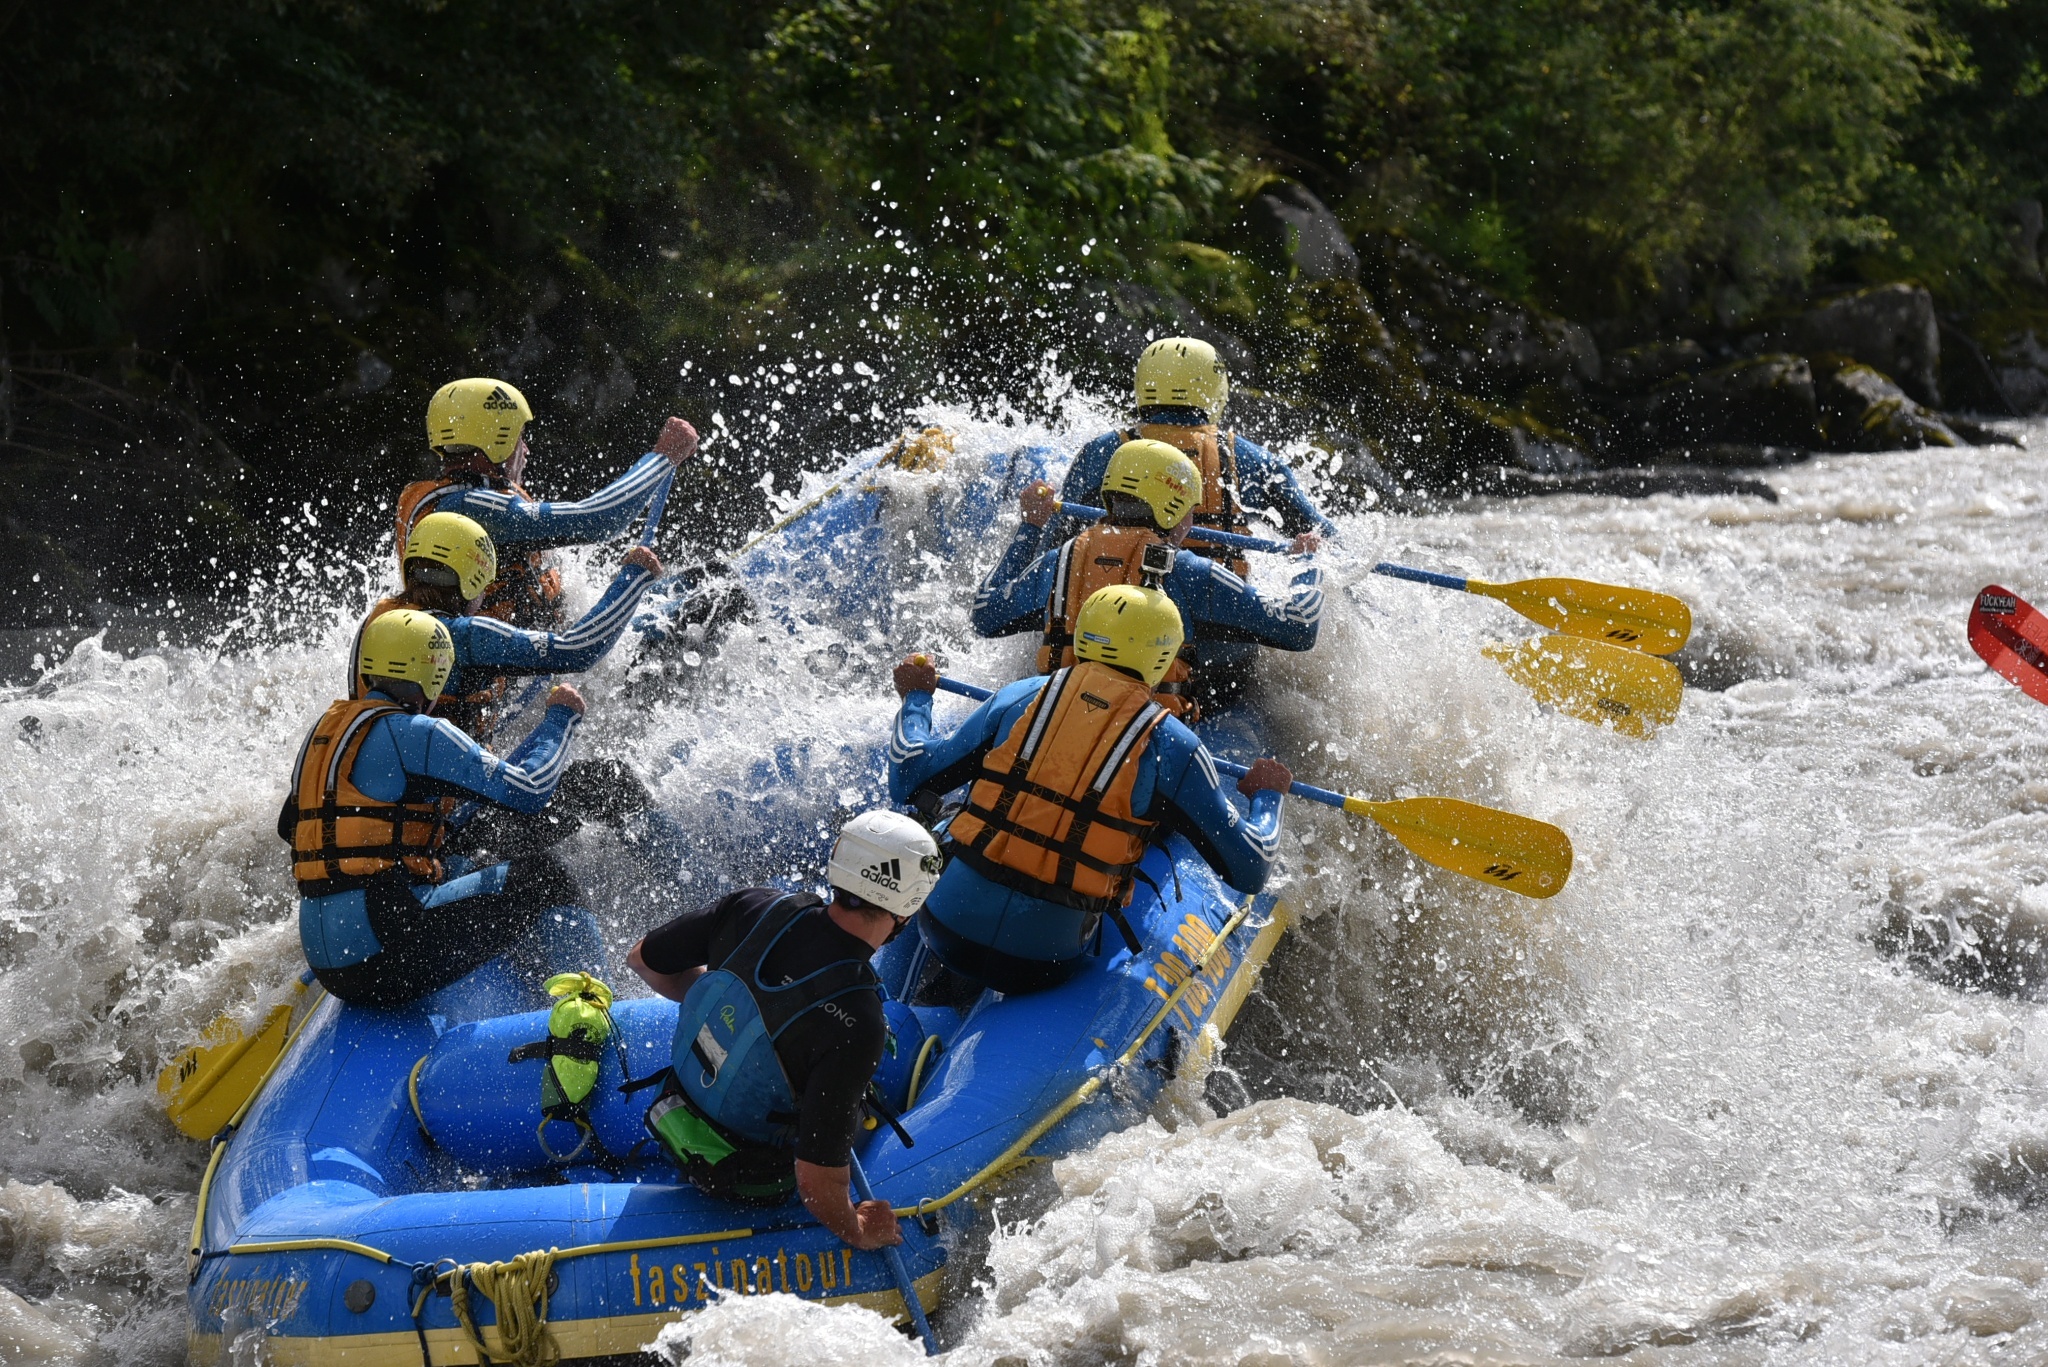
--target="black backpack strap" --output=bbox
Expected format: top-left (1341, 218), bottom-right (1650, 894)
top-left (864, 1082), bottom-right (915, 1149)
top-left (620, 1068), bottom-right (672, 1096)
top-left (1104, 905), bottom-right (1143, 956)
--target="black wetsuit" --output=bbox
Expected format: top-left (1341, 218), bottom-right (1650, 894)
top-left (639, 888), bottom-right (885, 1167)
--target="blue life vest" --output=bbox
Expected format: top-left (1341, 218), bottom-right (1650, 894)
top-left (670, 894), bottom-right (880, 1150)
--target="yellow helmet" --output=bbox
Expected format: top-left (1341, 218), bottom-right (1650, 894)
top-left (1073, 584), bottom-right (1185, 688)
top-left (426, 378), bottom-right (533, 462)
top-left (358, 609), bottom-right (455, 703)
top-left (1135, 338), bottom-right (1229, 417)
top-left (1101, 439), bottom-right (1202, 530)
top-left (403, 511), bottom-right (498, 603)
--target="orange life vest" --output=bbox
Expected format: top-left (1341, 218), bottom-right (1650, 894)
top-left (1035, 524), bottom-right (1199, 719)
top-left (288, 699), bottom-right (446, 893)
top-left (352, 596), bottom-right (507, 742)
top-left (395, 476), bottom-right (565, 629)
top-left (1130, 423), bottom-right (1252, 579)
top-left (946, 662), bottom-right (1168, 913)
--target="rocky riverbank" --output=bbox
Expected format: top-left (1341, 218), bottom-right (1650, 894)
top-left (4, 178), bottom-right (2040, 654)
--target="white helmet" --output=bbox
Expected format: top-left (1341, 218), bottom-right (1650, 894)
top-left (828, 810), bottom-right (943, 919)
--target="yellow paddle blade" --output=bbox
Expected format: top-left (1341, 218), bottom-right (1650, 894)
top-left (1343, 795), bottom-right (1573, 898)
top-left (1484, 634), bottom-right (1683, 738)
top-left (157, 992), bottom-right (299, 1140)
top-left (1467, 576), bottom-right (1692, 655)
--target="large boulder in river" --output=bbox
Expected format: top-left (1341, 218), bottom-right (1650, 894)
top-left (1246, 182), bottom-right (1359, 283)
top-left (1355, 232), bottom-right (1600, 397)
top-left (1601, 339), bottom-right (1706, 392)
top-left (1779, 284), bottom-right (1942, 407)
top-left (1977, 316), bottom-right (2048, 414)
top-left (1647, 354), bottom-right (1824, 452)
top-left (1812, 355), bottom-right (1966, 450)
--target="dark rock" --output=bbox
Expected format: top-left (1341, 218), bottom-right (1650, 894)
top-left (1406, 394), bottom-right (1590, 487)
top-left (1982, 321), bottom-right (2048, 414)
top-left (1657, 443), bottom-right (1813, 468)
top-left (1813, 355), bottom-right (1965, 450)
top-left (1355, 232), bottom-right (1599, 397)
top-left (1224, 391), bottom-right (1407, 512)
top-left (1063, 281), bottom-right (1258, 381)
top-left (2008, 199), bottom-right (2044, 284)
top-left (1939, 321), bottom-right (2022, 416)
top-left (1781, 284), bottom-right (1942, 406)
top-left (1247, 182), bottom-right (1359, 283)
top-left (1603, 339), bottom-right (1705, 392)
top-left (1492, 468), bottom-right (1779, 502)
top-left (1648, 354), bottom-right (1824, 452)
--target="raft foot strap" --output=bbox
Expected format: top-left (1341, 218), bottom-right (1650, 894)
top-left (1105, 906), bottom-right (1143, 956)
top-left (409, 1264), bottom-right (438, 1367)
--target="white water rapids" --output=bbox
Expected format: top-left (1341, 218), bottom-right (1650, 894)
top-left (4, 405), bottom-right (2048, 1364)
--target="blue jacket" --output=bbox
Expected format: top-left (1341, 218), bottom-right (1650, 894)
top-left (297, 696), bottom-right (580, 970)
top-left (970, 523), bottom-right (1323, 665)
top-left (361, 562), bottom-right (657, 703)
top-left (887, 677), bottom-right (1283, 960)
top-left (420, 452), bottom-right (670, 549)
top-left (1050, 428), bottom-right (1336, 545)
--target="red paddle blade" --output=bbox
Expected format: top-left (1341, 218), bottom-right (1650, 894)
top-left (1969, 584), bottom-right (2048, 705)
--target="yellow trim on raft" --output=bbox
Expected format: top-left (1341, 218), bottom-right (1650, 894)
top-left (189, 986), bottom-right (331, 1272)
top-left (186, 1269), bottom-right (945, 1367)
top-left (1187, 900), bottom-right (1292, 1074)
top-left (898, 893), bottom-right (1260, 1219)
top-left (186, 1139), bottom-right (228, 1278)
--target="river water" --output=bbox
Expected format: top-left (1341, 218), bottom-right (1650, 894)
top-left (3, 406), bottom-right (2047, 1364)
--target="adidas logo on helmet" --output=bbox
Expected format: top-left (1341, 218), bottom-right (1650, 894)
top-left (482, 386), bottom-right (522, 412)
top-left (828, 810), bottom-right (943, 919)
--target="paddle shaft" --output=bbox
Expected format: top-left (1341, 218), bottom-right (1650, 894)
top-left (1056, 500), bottom-right (1290, 554)
top-left (848, 1153), bottom-right (938, 1354)
top-left (1371, 562), bottom-right (1468, 592)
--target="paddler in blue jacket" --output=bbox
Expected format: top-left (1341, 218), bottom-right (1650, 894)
top-left (890, 585), bottom-right (1293, 994)
top-left (282, 610), bottom-right (597, 1007)
top-left (973, 439), bottom-right (1324, 716)
top-left (1046, 337), bottom-right (1334, 565)
top-left (395, 377), bottom-right (697, 629)
top-left (355, 510), bottom-right (662, 742)
top-left (353, 509), bottom-right (667, 860)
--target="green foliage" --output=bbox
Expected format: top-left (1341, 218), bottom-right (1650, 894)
top-left (1, 0), bottom-right (2044, 611)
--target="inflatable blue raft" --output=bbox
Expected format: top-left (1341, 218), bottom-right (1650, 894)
top-left (186, 436), bottom-right (1294, 1364)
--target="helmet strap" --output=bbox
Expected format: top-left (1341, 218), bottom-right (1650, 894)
top-left (363, 676), bottom-right (433, 713)
top-left (436, 447), bottom-right (499, 478)
top-left (1136, 404), bottom-right (1211, 425)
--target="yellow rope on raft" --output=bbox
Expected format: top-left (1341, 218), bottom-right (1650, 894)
top-left (408, 1055), bottom-right (430, 1133)
top-left (226, 1238), bottom-right (394, 1263)
top-left (450, 1249), bottom-right (559, 1367)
